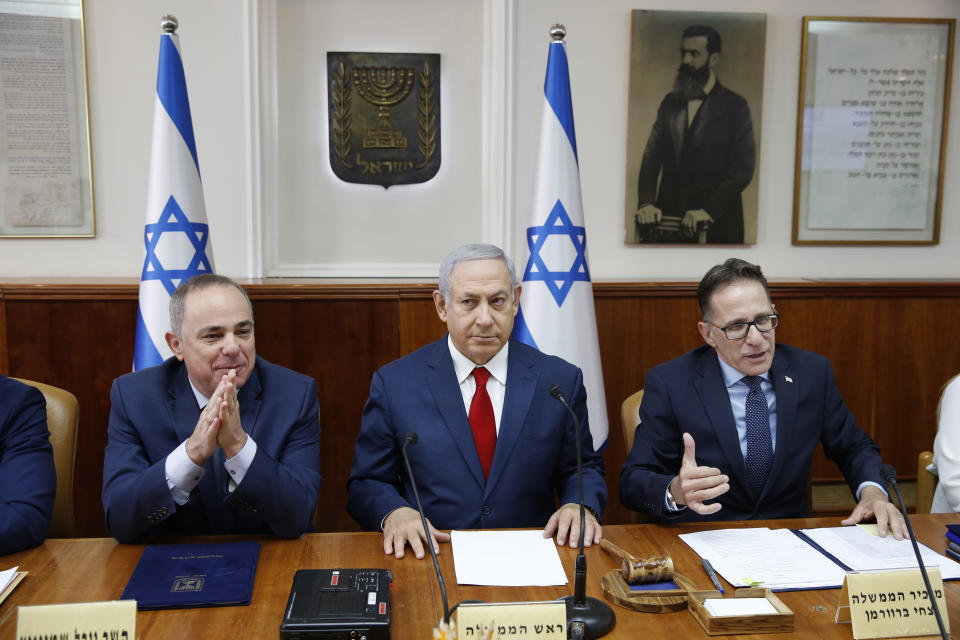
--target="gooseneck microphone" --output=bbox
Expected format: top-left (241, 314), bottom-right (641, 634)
top-left (401, 432), bottom-right (450, 624)
top-left (548, 384), bottom-right (615, 640)
top-left (881, 463), bottom-right (948, 640)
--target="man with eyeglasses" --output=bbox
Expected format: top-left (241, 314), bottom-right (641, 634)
top-left (620, 258), bottom-right (905, 537)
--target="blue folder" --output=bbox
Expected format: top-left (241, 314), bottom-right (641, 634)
top-left (121, 541), bottom-right (260, 610)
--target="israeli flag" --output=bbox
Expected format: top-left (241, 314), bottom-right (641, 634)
top-left (512, 28), bottom-right (608, 452)
top-left (134, 23), bottom-right (214, 371)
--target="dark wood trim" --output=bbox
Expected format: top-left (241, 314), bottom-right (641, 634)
top-left (2, 279), bottom-right (958, 536)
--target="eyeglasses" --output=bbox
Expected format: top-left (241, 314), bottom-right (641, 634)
top-left (709, 313), bottom-right (779, 340)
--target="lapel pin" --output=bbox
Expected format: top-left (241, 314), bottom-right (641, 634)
top-left (784, 376), bottom-right (793, 384)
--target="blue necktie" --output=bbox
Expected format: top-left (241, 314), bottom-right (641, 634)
top-left (743, 375), bottom-right (773, 494)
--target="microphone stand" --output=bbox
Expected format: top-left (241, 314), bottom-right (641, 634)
top-left (549, 385), bottom-right (615, 640)
top-left (402, 432), bottom-right (450, 624)
top-left (882, 464), bottom-right (948, 640)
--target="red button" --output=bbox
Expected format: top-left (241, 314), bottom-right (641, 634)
top-left (379, 602), bottom-right (386, 615)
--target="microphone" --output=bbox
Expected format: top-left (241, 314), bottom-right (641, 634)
top-left (548, 384), bottom-right (615, 639)
top-left (881, 464), bottom-right (948, 640)
top-left (401, 431), bottom-right (450, 624)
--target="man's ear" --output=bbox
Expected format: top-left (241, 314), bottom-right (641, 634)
top-left (708, 52), bottom-right (720, 69)
top-left (697, 321), bottom-right (717, 348)
top-left (165, 331), bottom-right (184, 361)
top-left (511, 284), bottom-right (522, 317)
top-left (433, 290), bottom-right (448, 322)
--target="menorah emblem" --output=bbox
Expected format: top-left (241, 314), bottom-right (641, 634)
top-left (353, 66), bottom-right (415, 149)
top-left (328, 51), bottom-right (441, 187)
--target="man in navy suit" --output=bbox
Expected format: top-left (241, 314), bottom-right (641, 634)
top-left (634, 25), bottom-right (755, 244)
top-left (0, 375), bottom-right (56, 555)
top-left (102, 275), bottom-right (321, 543)
top-left (620, 258), bottom-right (906, 538)
top-left (347, 244), bottom-right (606, 559)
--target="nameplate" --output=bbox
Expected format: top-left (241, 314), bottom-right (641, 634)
top-left (16, 600), bottom-right (136, 640)
top-left (835, 568), bottom-right (949, 639)
top-left (457, 601), bottom-right (566, 639)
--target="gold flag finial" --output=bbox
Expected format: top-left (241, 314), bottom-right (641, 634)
top-left (161, 15), bottom-right (178, 34)
top-left (550, 24), bottom-right (566, 41)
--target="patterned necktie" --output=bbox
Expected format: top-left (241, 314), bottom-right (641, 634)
top-left (743, 375), bottom-right (773, 493)
top-left (469, 367), bottom-right (496, 479)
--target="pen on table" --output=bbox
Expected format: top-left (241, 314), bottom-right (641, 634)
top-left (702, 558), bottom-right (724, 594)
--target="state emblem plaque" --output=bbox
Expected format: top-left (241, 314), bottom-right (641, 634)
top-left (327, 52), bottom-right (441, 188)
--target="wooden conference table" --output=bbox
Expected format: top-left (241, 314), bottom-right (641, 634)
top-left (2, 515), bottom-right (959, 639)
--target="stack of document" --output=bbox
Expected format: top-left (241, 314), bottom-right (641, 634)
top-left (680, 528), bottom-right (846, 590)
top-left (0, 566), bottom-right (25, 606)
top-left (679, 525), bottom-right (960, 591)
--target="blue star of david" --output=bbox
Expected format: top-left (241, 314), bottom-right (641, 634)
top-left (141, 195), bottom-right (212, 295)
top-left (524, 199), bottom-right (590, 307)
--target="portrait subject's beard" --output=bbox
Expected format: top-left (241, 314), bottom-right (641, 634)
top-left (673, 63), bottom-right (710, 100)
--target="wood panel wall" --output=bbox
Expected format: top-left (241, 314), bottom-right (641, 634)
top-left (1, 279), bottom-right (958, 537)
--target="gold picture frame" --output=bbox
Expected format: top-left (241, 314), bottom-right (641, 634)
top-left (0, 1), bottom-right (95, 238)
top-left (792, 17), bottom-right (954, 245)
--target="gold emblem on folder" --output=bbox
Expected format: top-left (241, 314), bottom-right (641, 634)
top-left (171, 575), bottom-right (205, 592)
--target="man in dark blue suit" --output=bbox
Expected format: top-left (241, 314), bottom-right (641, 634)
top-left (348, 244), bottom-right (606, 559)
top-left (0, 375), bottom-right (56, 555)
top-left (102, 275), bottom-right (321, 543)
top-left (620, 258), bottom-right (906, 538)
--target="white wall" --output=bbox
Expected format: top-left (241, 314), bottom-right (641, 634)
top-left (0, 0), bottom-right (253, 278)
top-left (0, 0), bottom-right (957, 280)
top-left (512, 0), bottom-right (960, 279)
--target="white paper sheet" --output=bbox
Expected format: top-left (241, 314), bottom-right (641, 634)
top-left (679, 527), bottom-right (848, 590)
top-left (800, 525), bottom-right (960, 579)
top-left (705, 597), bottom-right (778, 616)
top-left (450, 530), bottom-right (568, 586)
top-left (0, 566), bottom-right (19, 592)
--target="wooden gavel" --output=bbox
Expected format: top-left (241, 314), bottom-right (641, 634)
top-left (600, 538), bottom-right (674, 584)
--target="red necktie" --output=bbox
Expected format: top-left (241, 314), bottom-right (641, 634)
top-left (469, 367), bottom-right (496, 479)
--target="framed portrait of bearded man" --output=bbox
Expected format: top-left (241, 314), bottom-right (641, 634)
top-left (624, 10), bottom-right (766, 245)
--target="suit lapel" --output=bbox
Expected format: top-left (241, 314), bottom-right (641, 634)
top-left (693, 350), bottom-right (747, 484)
top-left (670, 102), bottom-right (686, 164)
top-left (761, 350), bottom-right (797, 503)
top-left (425, 341), bottom-right (486, 489)
top-left (169, 365), bottom-right (200, 445)
top-left (484, 344), bottom-right (538, 498)
top-left (238, 360), bottom-right (263, 442)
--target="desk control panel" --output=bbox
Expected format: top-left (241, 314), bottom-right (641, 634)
top-left (280, 569), bottom-right (392, 640)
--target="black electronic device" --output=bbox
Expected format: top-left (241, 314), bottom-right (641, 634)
top-left (279, 568), bottom-right (392, 640)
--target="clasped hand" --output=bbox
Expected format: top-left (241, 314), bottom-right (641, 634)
top-left (185, 369), bottom-right (247, 466)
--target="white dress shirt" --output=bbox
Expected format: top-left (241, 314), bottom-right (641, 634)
top-left (447, 335), bottom-right (508, 434)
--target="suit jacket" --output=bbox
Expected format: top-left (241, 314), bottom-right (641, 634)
top-left (636, 82), bottom-right (755, 244)
top-left (102, 356), bottom-right (322, 543)
top-left (347, 338), bottom-right (606, 531)
top-left (0, 375), bottom-right (56, 555)
top-left (620, 344), bottom-right (883, 521)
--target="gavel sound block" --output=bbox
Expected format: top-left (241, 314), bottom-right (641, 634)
top-left (598, 538), bottom-right (710, 613)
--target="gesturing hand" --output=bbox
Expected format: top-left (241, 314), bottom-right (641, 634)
top-left (668, 432), bottom-right (729, 514)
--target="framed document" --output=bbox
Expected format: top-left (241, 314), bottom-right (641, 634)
top-left (0, 1), bottom-right (94, 238)
top-left (792, 17), bottom-right (954, 245)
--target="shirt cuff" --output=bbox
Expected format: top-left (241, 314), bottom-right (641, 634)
top-left (165, 441), bottom-right (205, 505)
top-left (665, 477), bottom-right (687, 512)
top-left (223, 435), bottom-right (257, 492)
top-left (856, 480), bottom-right (888, 501)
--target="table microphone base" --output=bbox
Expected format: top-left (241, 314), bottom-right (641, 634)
top-left (560, 595), bottom-right (615, 639)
